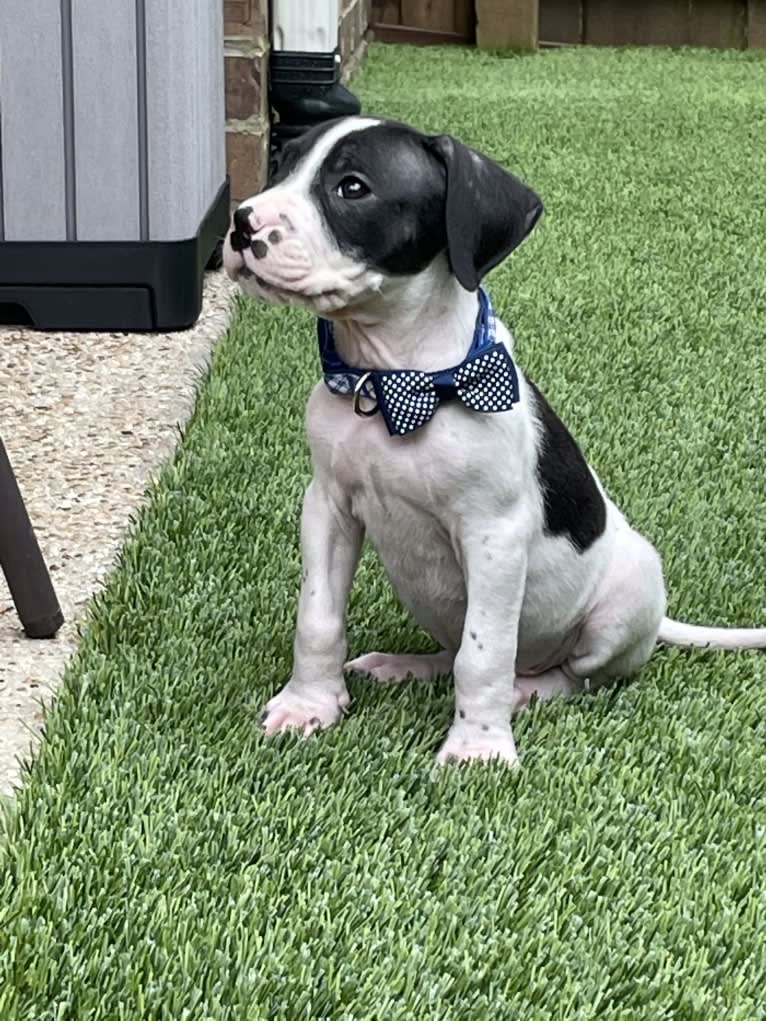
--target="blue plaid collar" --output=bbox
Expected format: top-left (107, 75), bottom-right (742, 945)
top-left (317, 288), bottom-right (520, 436)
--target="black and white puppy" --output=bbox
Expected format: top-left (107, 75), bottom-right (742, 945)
top-left (223, 116), bottom-right (766, 766)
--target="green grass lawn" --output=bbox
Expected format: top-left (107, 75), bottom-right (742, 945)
top-left (2, 43), bottom-right (766, 1020)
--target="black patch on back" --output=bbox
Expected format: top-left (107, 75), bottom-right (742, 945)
top-left (311, 123), bottom-right (448, 276)
top-left (527, 380), bottom-right (607, 553)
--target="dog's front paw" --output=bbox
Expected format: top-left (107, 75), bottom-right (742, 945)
top-left (259, 682), bottom-right (350, 737)
top-left (435, 722), bottom-right (519, 767)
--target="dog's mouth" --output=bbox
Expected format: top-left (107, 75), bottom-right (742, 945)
top-left (223, 231), bottom-right (383, 317)
top-left (224, 237), bottom-right (305, 295)
top-left (232, 264), bottom-right (347, 313)
top-left (224, 252), bottom-right (287, 299)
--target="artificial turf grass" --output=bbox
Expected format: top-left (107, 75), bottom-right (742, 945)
top-left (2, 43), bottom-right (766, 1020)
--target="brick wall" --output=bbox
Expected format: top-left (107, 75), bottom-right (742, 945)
top-left (224, 0), bottom-right (371, 204)
top-left (339, 0), bottom-right (372, 74)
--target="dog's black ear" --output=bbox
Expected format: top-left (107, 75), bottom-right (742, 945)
top-left (427, 135), bottom-right (543, 292)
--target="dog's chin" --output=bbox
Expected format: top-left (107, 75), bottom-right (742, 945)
top-left (234, 275), bottom-right (341, 315)
top-left (234, 268), bottom-right (384, 319)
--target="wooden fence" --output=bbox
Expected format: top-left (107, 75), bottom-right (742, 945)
top-left (372, 0), bottom-right (475, 44)
top-left (372, 0), bottom-right (766, 48)
top-left (540, 0), bottom-right (766, 48)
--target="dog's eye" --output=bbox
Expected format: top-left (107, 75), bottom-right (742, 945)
top-left (335, 176), bottom-right (370, 200)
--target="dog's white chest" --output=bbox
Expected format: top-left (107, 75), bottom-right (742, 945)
top-left (306, 385), bottom-right (488, 645)
top-left (305, 381), bottom-right (617, 663)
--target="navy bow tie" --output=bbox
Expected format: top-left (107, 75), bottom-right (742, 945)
top-left (317, 288), bottom-right (520, 436)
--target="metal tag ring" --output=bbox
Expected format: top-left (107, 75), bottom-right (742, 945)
top-left (352, 372), bottom-right (378, 418)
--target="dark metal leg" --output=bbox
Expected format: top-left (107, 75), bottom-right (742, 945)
top-left (0, 437), bottom-right (64, 638)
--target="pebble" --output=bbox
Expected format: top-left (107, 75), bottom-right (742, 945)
top-left (0, 269), bottom-right (237, 796)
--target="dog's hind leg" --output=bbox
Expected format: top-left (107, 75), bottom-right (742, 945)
top-left (563, 525), bottom-right (667, 688)
top-left (345, 650), bottom-right (454, 683)
top-left (513, 668), bottom-right (583, 712)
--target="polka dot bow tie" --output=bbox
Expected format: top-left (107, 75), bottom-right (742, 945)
top-left (318, 288), bottom-right (520, 436)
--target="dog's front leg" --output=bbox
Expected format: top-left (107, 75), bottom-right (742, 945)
top-left (260, 479), bottom-right (363, 737)
top-left (436, 522), bottom-right (528, 767)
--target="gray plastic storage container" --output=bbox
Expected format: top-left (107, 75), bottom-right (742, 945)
top-left (0, 0), bottom-right (230, 330)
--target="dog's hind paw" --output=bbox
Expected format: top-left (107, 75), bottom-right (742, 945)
top-left (259, 682), bottom-right (350, 737)
top-left (345, 650), bottom-right (453, 683)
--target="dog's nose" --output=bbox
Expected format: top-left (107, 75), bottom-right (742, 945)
top-left (230, 206), bottom-right (254, 251)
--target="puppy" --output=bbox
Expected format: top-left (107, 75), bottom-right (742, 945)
top-left (223, 116), bottom-right (766, 766)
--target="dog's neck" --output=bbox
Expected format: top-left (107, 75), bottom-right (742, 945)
top-left (330, 261), bottom-right (480, 373)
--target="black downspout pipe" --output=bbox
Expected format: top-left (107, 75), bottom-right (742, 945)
top-left (267, 2), bottom-right (361, 182)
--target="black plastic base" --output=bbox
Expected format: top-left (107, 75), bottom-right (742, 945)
top-left (269, 49), bottom-right (362, 183)
top-left (271, 80), bottom-right (362, 128)
top-left (270, 48), bottom-right (362, 126)
top-left (0, 178), bottom-right (230, 332)
top-left (270, 49), bottom-right (338, 91)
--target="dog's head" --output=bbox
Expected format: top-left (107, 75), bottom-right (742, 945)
top-left (223, 117), bottom-right (543, 316)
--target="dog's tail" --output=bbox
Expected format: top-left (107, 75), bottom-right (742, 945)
top-left (657, 616), bottom-right (766, 651)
